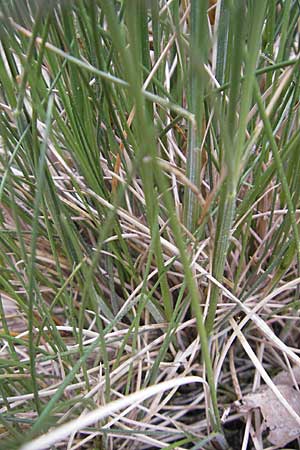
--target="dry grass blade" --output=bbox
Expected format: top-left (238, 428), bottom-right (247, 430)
top-left (20, 376), bottom-right (205, 450)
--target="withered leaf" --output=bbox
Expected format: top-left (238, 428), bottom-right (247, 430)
top-left (241, 384), bottom-right (300, 447)
top-left (273, 366), bottom-right (300, 386)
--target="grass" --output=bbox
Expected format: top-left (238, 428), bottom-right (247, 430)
top-left (1, 1), bottom-right (300, 449)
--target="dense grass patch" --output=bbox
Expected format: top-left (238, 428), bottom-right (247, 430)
top-left (1, 1), bottom-right (300, 448)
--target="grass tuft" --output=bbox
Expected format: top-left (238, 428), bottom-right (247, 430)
top-left (1, 1), bottom-right (300, 449)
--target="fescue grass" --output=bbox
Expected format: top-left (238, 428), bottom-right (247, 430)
top-left (1, 1), bottom-right (300, 449)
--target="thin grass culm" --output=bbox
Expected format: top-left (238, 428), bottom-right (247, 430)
top-left (1, 1), bottom-right (300, 450)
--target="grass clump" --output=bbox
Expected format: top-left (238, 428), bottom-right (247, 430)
top-left (1, 1), bottom-right (300, 449)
